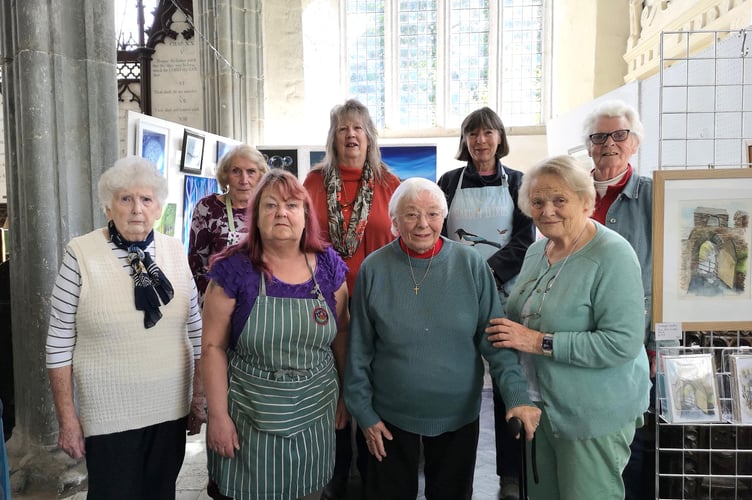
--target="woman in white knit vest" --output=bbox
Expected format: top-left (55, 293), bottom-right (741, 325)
top-left (46, 157), bottom-right (204, 500)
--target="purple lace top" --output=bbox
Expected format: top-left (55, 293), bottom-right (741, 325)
top-left (208, 246), bottom-right (348, 348)
top-left (188, 194), bottom-right (249, 302)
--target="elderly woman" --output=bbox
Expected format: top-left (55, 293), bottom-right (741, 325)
top-left (345, 177), bottom-right (540, 500)
top-left (304, 98), bottom-right (400, 499)
top-left (486, 155), bottom-right (650, 500)
top-left (46, 157), bottom-right (203, 500)
top-left (438, 107), bottom-right (535, 500)
top-left (202, 169), bottom-right (349, 500)
top-left (582, 100), bottom-right (675, 500)
top-left (189, 144), bottom-right (268, 305)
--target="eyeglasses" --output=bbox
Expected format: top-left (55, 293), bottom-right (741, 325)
top-left (400, 211), bottom-right (444, 223)
top-left (588, 129), bottom-right (630, 145)
top-left (519, 274), bottom-right (557, 322)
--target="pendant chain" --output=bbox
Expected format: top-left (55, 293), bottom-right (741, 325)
top-left (407, 250), bottom-right (436, 295)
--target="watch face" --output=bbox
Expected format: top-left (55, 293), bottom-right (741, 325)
top-left (542, 335), bottom-right (554, 353)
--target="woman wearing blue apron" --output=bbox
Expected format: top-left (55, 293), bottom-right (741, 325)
top-left (202, 170), bottom-right (350, 500)
top-left (438, 107), bottom-right (535, 500)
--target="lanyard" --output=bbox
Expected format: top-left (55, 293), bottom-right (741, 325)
top-left (224, 194), bottom-right (236, 233)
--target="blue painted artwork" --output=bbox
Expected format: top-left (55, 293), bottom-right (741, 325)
top-left (380, 145), bottom-right (437, 181)
top-left (216, 141), bottom-right (232, 163)
top-left (142, 129), bottom-right (167, 177)
top-left (183, 174), bottom-right (220, 251)
top-left (307, 145), bottom-right (437, 181)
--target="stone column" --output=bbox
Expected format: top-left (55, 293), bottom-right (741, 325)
top-left (0, 0), bottom-right (118, 492)
top-left (196, 0), bottom-right (264, 144)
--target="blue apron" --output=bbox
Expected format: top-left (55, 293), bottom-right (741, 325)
top-left (446, 165), bottom-right (518, 306)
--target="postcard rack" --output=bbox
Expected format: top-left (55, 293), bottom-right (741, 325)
top-left (656, 340), bottom-right (752, 499)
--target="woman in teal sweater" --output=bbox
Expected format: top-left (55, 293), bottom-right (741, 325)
top-left (345, 177), bottom-right (540, 500)
top-left (486, 155), bottom-right (650, 500)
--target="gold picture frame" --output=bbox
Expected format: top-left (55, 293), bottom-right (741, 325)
top-left (653, 168), bottom-right (752, 330)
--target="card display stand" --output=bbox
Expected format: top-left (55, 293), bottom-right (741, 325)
top-left (657, 340), bottom-right (752, 499)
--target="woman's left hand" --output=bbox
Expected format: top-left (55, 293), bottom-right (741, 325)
top-left (486, 317), bottom-right (543, 354)
top-left (187, 394), bottom-right (207, 435)
top-left (334, 397), bottom-right (350, 430)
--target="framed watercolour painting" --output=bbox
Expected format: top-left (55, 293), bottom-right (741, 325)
top-left (180, 129), bottom-right (205, 175)
top-left (662, 353), bottom-right (721, 424)
top-left (136, 120), bottom-right (169, 177)
top-left (653, 169), bottom-right (752, 330)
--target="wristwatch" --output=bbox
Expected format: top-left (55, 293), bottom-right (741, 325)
top-left (541, 334), bottom-right (554, 357)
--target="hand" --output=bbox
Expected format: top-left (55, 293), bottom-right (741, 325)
top-left (363, 421), bottom-right (393, 462)
top-left (486, 317), bottom-right (543, 354)
top-left (207, 412), bottom-right (240, 458)
top-left (506, 405), bottom-right (542, 441)
top-left (58, 416), bottom-right (85, 459)
top-left (334, 398), bottom-right (350, 430)
top-left (187, 395), bottom-right (207, 435)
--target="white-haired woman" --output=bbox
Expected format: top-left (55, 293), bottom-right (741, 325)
top-left (486, 155), bottom-right (650, 500)
top-left (345, 177), bottom-right (539, 500)
top-left (46, 156), bottom-right (203, 500)
top-left (189, 144), bottom-right (268, 305)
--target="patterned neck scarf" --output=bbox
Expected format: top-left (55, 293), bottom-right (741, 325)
top-left (324, 162), bottom-right (375, 258)
top-left (108, 220), bottom-right (174, 329)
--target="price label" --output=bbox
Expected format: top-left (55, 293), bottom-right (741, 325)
top-left (655, 322), bottom-right (682, 341)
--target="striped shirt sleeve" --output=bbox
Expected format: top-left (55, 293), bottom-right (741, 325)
top-left (187, 280), bottom-right (202, 359)
top-left (46, 247), bottom-right (82, 368)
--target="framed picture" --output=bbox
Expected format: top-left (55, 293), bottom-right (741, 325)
top-left (653, 169), bottom-right (752, 330)
top-left (216, 140), bottom-right (233, 163)
top-left (258, 148), bottom-right (299, 177)
top-left (729, 353), bottom-right (752, 423)
top-left (180, 129), bottom-right (205, 175)
top-left (182, 174), bottom-right (220, 247)
top-left (136, 120), bottom-right (169, 177)
top-left (662, 353), bottom-right (721, 423)
top-left (380, 145), bottom-right (437, 181)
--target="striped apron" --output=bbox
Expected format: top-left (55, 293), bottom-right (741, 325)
top-left (210, 265), bottom-right (339, 499)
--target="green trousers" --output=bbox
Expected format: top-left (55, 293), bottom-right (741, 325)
top-left (526, 404), bottom-right (638, 500)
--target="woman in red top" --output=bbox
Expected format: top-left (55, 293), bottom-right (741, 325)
top-left (304, 99), bottom-right (400, 499)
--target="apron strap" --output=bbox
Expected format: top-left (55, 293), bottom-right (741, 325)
top-left (256, 254), bottom-right (325, 301)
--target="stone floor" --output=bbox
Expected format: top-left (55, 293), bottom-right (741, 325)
top-left (16, 388), bottom-right (502, 500)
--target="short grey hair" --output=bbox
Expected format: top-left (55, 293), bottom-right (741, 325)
top-left (518, 155), bottom-right (596, 218)
top-left (216, 144), bottom-right (268, 191)
top-left (581, 99), bottom-right (644, 147)
top-left (388, 177), bottom-right (448, 236)
top-left (97, 156), bottom-right (168, 212)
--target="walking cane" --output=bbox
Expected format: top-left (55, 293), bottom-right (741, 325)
top-left (508, 417), bottom-right (539, 500)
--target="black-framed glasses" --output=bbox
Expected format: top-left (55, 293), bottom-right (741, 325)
top-left (588, 129), bottom-right (630, 145)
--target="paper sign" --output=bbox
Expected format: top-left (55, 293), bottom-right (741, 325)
top-left (656, 322), bottom-right (683, 342)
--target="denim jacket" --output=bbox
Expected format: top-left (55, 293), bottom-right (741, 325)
top-left (603, 171), bottom-right (676, 350)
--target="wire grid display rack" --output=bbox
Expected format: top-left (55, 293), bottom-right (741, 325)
top-left (656, 28), bottom-right (752, 499)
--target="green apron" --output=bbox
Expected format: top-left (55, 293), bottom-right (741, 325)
top-left (210, 259), bottom-right (338, 499)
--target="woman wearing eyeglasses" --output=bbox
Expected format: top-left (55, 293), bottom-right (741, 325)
top-left (583, 100), bottom-right (670, 500)
top-left (485, 155), bottom-right (650, 500)
top-left (345, 177), bottom-right (540, 500)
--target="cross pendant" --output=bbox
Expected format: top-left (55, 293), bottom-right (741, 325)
top-left (413, 285), bottom-right (420, 295)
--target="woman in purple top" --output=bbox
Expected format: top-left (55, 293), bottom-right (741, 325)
top-left (188, 145), bottom-right (268, 305)
top-left (202, 169), bottom-right (350, 499)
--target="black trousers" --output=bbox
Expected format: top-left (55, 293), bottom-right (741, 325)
top-left (85, 416), bottom-right (188, 500)
top-left (492, 381), bottom-right (521, 478)
top-left (364, 418), bottom-right (479, 500)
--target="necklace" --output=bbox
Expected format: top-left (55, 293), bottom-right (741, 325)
top-left (340, 180), bottom-right (357, 209)
top-left (407, 250), bottom-right (436, 295)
